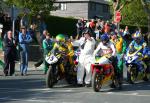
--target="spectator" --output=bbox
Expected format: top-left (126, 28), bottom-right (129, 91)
top-left (29, 24), bottom-right (38, 43)
top-left (76, 19), bottom-right (84, 39)
top-left (3, 30), bottom-right (16, 76)
top-left (2, 14), bottom-right (12, 39)
top-left (42, 33), bottom-right (54, 74)
top-left (89, 19), bottom-right (95, 31)
top-left (20, 12), bottom-right (29, 29)
top-left (123, 26), bottom-right (131, 45)
top-left (110, 21), bottom-right (117, 31)
top-left (88, 19), bottom-right (96, 38)
top-left (104, 21), bottom-right (110, 33)
top-left (19, 26), bottom-right (32, 76)
top-left (34, 30), bottom-right (48, 68)
top-left (35, 15), bottom-right (47, 36)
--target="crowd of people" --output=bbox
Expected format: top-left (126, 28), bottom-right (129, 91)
top-left (75, 18), bottom-right (150, 89)
top-left (0, 12), bottom-right (47, 76)
top-left (0, 12), bottom-right (150, 90)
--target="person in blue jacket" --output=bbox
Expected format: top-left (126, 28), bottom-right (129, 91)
top-left (19, 26), bottom-right (32, 76)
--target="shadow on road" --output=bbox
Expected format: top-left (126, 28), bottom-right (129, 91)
top-left (100, 81), bottom-right (150, 93)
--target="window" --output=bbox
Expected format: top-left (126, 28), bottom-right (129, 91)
top-left (59, 3), bottom-right (67, 11)
top-left (90, 3), bottom-right (96, 11)
top-left (103, 5), bottom-right (109, 13)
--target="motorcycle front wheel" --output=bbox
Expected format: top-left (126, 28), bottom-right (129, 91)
top-left (92, 69), bottom-right (103, 92)
top-left (127, 66), bottom-right (136, 84)
top-left (46, 66), bottom-right (55, 88)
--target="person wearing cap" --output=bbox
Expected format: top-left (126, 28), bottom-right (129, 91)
top-left (42, 33), bottom-right (54, 74)
top-left (19, 26), bottom-right (32, 76)
top-left (110, 31), bottom-right (127, 89)
top-left (77, 28), bottom-right (96, 87)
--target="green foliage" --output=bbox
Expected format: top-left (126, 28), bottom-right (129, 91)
top-left (3, 0), bottom-right (55, 15)
top-left (121, 0), bottom-right (148, 27)
top-left (120, 24), bottom-right (148, 34)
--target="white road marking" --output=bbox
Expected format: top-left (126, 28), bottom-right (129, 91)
top-left (0, 97), bottom-right (81, 103)
top-left (0, 97), bottom-right (9, 100)
top-left (0, 98), bottom-right (53, 103)
top-left (0, 87), bottom-right (150, 98)
top-left (107, 92), bottom-right (113, 94)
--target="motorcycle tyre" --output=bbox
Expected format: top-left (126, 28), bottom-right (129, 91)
top-left (92, 69), bottom-right (103, 92)
top-left (127, 67), bottom-right (136, 84)
top-left (46, 66), bottom-right (55, 88)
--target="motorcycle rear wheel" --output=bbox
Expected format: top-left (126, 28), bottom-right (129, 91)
top-left (46, 66), bottom-right (55, 88)
top-left (92, 69), bottom-right (103, 92)
top-left (65, 65), bottom-right (77, 85)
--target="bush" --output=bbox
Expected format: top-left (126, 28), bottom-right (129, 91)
top-left (44, 16), bottom-right (148, 37)
top-left (120, 24), bottom-right (148, 34)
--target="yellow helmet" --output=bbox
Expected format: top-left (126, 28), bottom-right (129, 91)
top-left (132, 31), bottom-right (142, 39)
top-left (56, 34), bottom-right (65, 42)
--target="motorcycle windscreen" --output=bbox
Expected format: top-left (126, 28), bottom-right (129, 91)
top-left (96, 56), bottom-right (110, 65)
top-left (45, 55), bottom-right (58, 64)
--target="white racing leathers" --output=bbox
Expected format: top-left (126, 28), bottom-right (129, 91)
top-left (93, 41), bottom-right (116, 64)
top-left (77, 37), bottom-right (96, 85)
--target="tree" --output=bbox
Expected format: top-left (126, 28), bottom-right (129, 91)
top-left (121, 0), bottom-right (148, 27)
top-left (141, 0), bottom-right (150, 45)
top-left (110, 0), bottom-right (131, 22)
top-left (141, 0), bottom-right (150, 32)
top-left (3, 0), bottom-right (55, 15)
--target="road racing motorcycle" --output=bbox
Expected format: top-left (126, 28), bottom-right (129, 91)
top-left (45, 50), bottom-right (77, 88)
top-left (125, 47), bottom-right (149, 84)
top-left (91, 55), bottom-right (119, 92)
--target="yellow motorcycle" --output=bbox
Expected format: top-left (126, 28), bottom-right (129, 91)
top-left (45, 49), bottom-right (77, 88)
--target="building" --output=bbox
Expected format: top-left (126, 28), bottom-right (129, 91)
top-left (51, 0), bottom-right (110, 20)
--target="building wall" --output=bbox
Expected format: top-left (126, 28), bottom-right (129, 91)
top-left (51, 3), bottom-right (89, 19)
top-left (51, 1), bottom-right (110, 19)
top-left (88, 2), bottom-right (110, 20)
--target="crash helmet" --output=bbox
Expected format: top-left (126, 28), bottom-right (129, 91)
top-left (101, 33), bottom-right (109, 43)
top-left (56, 34), bottom-right (65, 42)
top-left (132, 31), bottom-right (142, 44)
top-left (133, 31), bottom-right (142, 38)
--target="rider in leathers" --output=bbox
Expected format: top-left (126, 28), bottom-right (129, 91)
top-left (127, 31), bottom-right (149, 82)
top-left (93, 34), bottom-right (116, 63)
top-left (93, 34), bottom-right (119, 88)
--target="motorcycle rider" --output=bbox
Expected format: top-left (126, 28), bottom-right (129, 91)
top-left (93, 33), bottom-right (116, 63)
top-left (77, 28), bottom-right (96, 87)
top-left (43, 33), bottom-right (54, 74)
top-left (51, 34), bottom-right (75, 71)
top-left (127, 31), bottom-right (149, 82)
top-left (93, 34), bottom-right (119, 88)
top-left (110, 31), bottom-right (127, 89)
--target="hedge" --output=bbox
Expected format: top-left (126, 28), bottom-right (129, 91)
top-left (44, 16), bottom-right (148, 37)
top-left (120, 24), bottom-right (148, 34)
top-left (45, 16), bottom-right (77, 38)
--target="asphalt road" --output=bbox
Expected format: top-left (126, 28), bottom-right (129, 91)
top-left (0, 63), bottom-right (150, 103)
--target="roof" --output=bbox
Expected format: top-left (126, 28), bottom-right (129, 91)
top-left (55, 0), bottom-right (109, 4)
